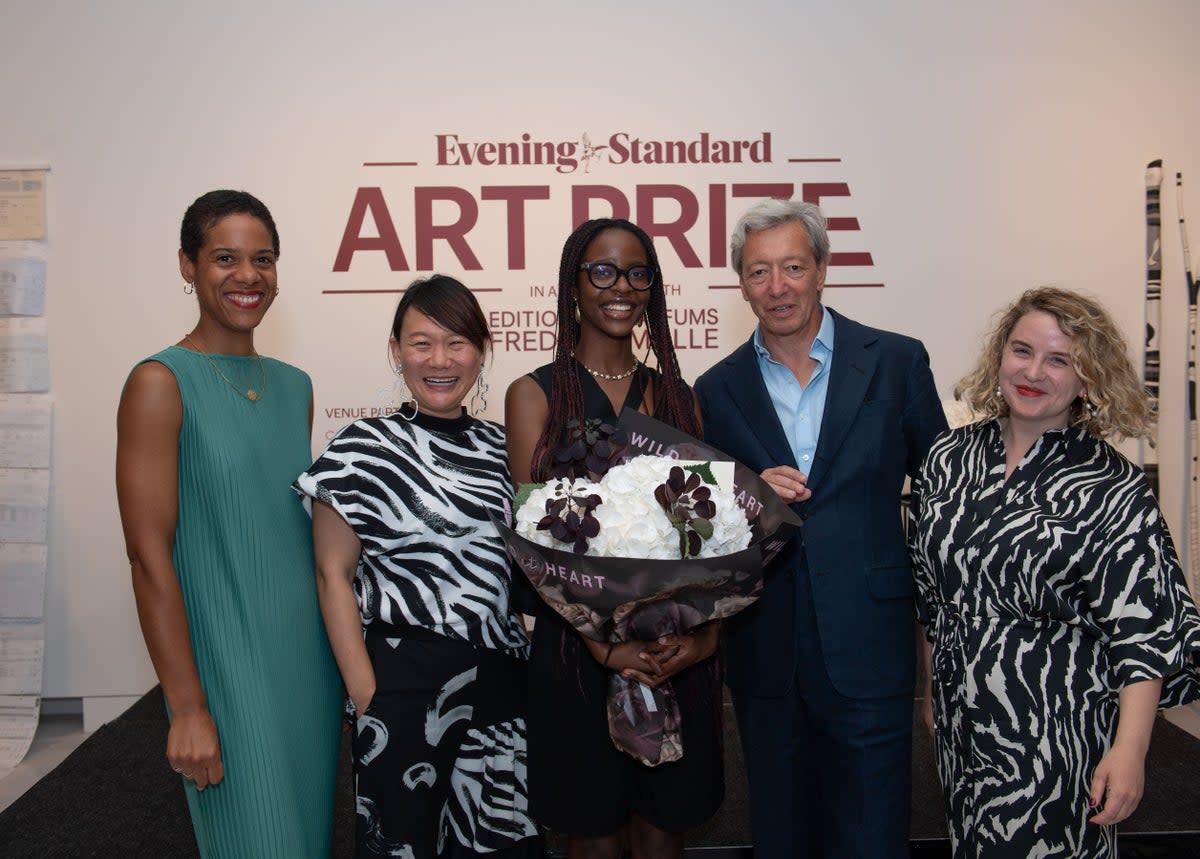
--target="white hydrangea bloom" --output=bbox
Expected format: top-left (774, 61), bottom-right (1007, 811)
top-left (514, 478), bottom-right (602, 544)
top-left (514, 456), bottom-right (752, 559)
top-left (590, 457), bottom-right (681, 559)
top-left (697, 488), bottom-right (753, 558)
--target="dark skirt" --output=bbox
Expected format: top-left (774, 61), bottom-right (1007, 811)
top-left (354, 623), bottom-right (543, 857)
top-left (525, 611), bottom-right (724, 836)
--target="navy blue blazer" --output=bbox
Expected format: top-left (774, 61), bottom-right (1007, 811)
top-left (695, 308), bottom-right (946, 700)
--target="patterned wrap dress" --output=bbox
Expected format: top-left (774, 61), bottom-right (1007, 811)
top-left (909, 421), bottom-right (1200, 858)
top-left (295, 410), bottom-right (540, 858)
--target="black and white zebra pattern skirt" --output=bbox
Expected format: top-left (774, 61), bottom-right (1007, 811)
top-left (353, 623), bottom-right (542, 857)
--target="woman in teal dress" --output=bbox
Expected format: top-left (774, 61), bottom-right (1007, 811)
top-left (116, 190), bottom-right (342, 857)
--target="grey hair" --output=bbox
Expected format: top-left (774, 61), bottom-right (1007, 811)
top-left (729, 198), bottom-right (830, 274)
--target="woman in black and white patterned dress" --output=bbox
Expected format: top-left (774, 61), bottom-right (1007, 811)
top-left (295, 276), bottom-right (541, 858)
top-left (910, 287), bottom-right (1200, 858)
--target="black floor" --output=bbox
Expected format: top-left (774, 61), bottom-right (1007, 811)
top-left (2, 690), bottom-right (1200, 857)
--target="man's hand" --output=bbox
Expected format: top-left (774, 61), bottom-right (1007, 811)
top-left (761, 465), bottom-right (812, 503)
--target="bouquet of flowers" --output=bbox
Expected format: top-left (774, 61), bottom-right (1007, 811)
top-left (513, 456), bottom-right (751, 561)
top-left (494, 410), bottom-right (802, 766)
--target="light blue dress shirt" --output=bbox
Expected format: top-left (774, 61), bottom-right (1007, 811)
top-left (751, 305), bottom-right (835, 473)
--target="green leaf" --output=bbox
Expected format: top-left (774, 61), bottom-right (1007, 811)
top-left (512, 482), bottom-right (545, 516)
top-left (690, 518), bottom-right (714, 540)
top-left (683, 462), bottom-right (717, 486)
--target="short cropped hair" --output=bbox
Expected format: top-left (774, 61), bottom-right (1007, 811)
top-left (180, 190), bottom-right (279, 262)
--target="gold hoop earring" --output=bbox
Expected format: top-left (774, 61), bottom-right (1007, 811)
top-left (574, 301), bottom-right (581, 324)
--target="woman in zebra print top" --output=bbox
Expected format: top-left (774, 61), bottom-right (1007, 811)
top-left (295, 276), bottom-right (541, 858)
top-left (910, 287), bottom-right (1200, 858)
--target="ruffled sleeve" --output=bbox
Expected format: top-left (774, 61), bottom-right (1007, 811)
top-left (293, 420), bottom-right (395, 550)
top-left (1084, 472), bottom-right (1200, 707)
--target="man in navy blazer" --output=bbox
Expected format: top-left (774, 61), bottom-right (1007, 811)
top-left (695, 199), bottom-right (946, 858)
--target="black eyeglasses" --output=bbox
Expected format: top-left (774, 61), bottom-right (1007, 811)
top-left (579, 261), bottom-right (656, 291)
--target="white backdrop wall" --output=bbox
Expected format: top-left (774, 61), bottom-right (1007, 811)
top-left (4, 0), bottom-right (1198, 700)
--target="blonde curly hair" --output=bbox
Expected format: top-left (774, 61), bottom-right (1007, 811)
top-left (955, 287), bottom-right (1154, 440)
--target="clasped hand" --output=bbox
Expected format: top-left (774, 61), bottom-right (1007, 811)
top-left (603, 624), bottom-right (720, 688)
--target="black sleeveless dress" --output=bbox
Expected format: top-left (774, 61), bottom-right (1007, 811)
top-left (523, 362), bottom-right (724, 836)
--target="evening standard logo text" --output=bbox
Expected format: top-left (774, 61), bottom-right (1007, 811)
top-left (435, 132), bottom-right (772, 174)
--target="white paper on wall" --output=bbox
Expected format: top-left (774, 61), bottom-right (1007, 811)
top-left (0, 694), bottom-right (40, 777)
top-left (0, 467), bottom-right (49, 543)
top-left (0, 626), bottom-right (45, 773)
top-left (0, 317), bottom-right (49, 392)
top-left (0, 242), bottom-right (47, 316)
top-left (0, 171), bottom-right (46, 241)
top-left (0, 393), bottom-right (52, 468)
top-left (0, 543), bottom-right (47, 620)
top-left (0, 205), bottom-right (49, 775)
top-left (0, 623), bottom-right (44, 695)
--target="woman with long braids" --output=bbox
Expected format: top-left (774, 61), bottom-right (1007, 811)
top-left (506, 219), bottom-right (723, 858)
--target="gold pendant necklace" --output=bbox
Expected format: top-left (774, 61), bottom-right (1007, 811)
top-left (182, 334), bottom-right (267, 402)
top-left (572, 353), bottom-right (640, 382)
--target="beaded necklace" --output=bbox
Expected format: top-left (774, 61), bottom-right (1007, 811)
top-left (573, 354), bottom-right (640, 382)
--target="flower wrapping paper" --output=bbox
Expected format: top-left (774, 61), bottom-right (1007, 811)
top-left (494, 409), bottom-right (803, 765)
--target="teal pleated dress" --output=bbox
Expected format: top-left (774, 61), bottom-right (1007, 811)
top-left (140, 346), bottom-right (342, 858)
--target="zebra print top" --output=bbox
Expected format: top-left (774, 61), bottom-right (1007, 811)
top-left (911, 420), bottom-right (1200, 705)
top-left (295, 410), bottom-right (530, 659)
